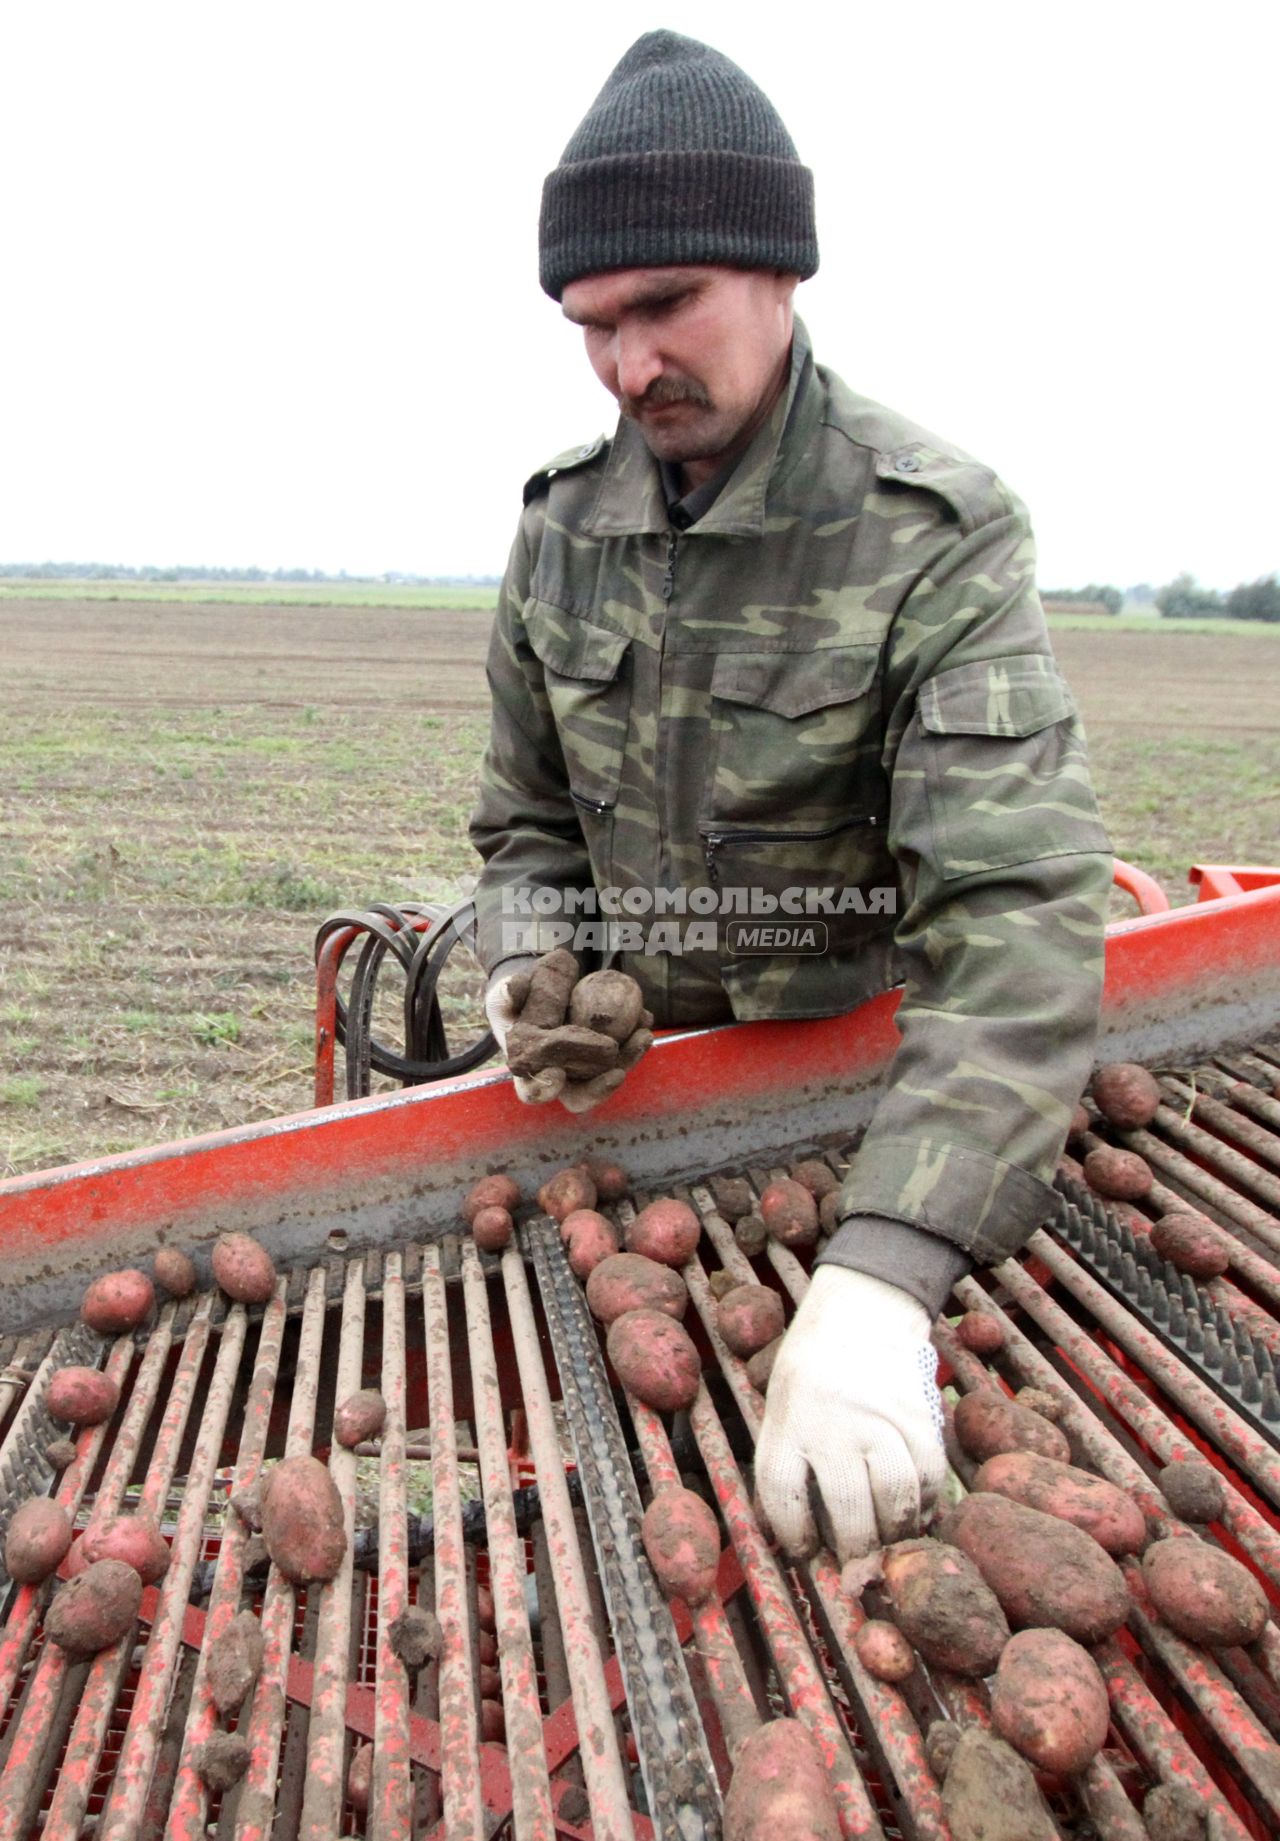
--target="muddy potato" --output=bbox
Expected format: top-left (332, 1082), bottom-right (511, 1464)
top-left (45, 1558), bottom-right (143, 1658)
top-left (347, 1740), bottom-right (373, 1814)
top-left (194, 1733), bottom-right (251, 1792)
top-left (47, 1366), bottom-right (119, 1427)
top-left (568, 968), bottom-right (644, 1042)
top-left (566, 1210), bottom-right (620, 1281)
top-left (708, 1175), bottom-right (754, 1223)
top-left (708, 1269), bottom-right (738, 1302)
top-left (586, 1253), bottom-right (688, 1325)
top-left (941, 1726), bottom-right (1057, 1841)
top-left (1066, 1103), bottom-right (1091, 1143)
top-left (211, 1231), bottom-right (277, 1304)
top-left (537, 1166), bottom-right (597, 1222)
top-left (584, 1158), bottom-right (629, 1203)
top-left (789, 1159), bottom-right (838, 1201)
top-left (1014, 1387), bottom-right (1063, 1423)
top-left (389, 1605), bottom-right (442, 1667)
top-left (207, 1609), bottom-right (264, 1715)
top-left (476, 1583), bottom-right (495, 1631)
top-left (853, 1619), bottom-right (915, 1683)
top-left (880, 1537), bottom-right (1010, 1677)
top-left (479, 1662), bottom-right (501, 1697)
top-left (626, 1198), bottom-right (701, 1268)
top-left (642, 1487), bottom-right (721, 1606)
top-left (462, 1173), bottom-right (521, 1222)
top-left (1082, 1145), bottom-right (1153, 1202)
top-left (480, 1698), bottom-right (506, 1743)
top-left (81, 1268), bottom-right (155, 1335)
top-left (333, 1389), bottom-right (387, 1449)
top-left (955, 1311), bottom-right (1004, 1354)
top-left (1158, 1459), bottom-right (1225, 1524)
top-left (817, 1191), bottom-right (842, 1236)
top-left (606, 1310), bottom-right (702, 1412)
top-left (472, 1205), bottom-right (514, 1252)
top-left (261, 1455), bottom-right (347, 1584)
top-left (82, 1512), bottom-right (170, 1585)
top-left (735, 1213), bottom-right (768, 1255)
top-left (1143, 1782), bottom-right (1207, 1841)
top-left (1142, 1536), bottom-right (1269, 1646)
top-left (5, 1499), bottom-right (73, 1584)
top-left (716, 1285), bottom-right (786, 1358)
top-left (153, 1247), bottom-right (197, 1298)
top-left (1151, 1212), bottom-right (1229, 1278)
top-left (925, 1721), bottom-right (961, 1779)
top-left (45, 1438), bottom-right (78, 1471)
top-left (991, 1629), bottom-right (1110, 1774)
top-left (758, 1178), bottom-right (819, 1249)
top-left (939, 1493), bottom-right (1129, 1643)
top-left (953, 1390), bottom-right (1071, 1465)
top-left (723, 1718), bottom-right (841, 1841)
top-left (972, 1452), bottom-right (1147, 1555)
top-left (745, 1336), bottom-right (783, 1395)
top-left (1091, 1062), bottom-right (1161, 1129)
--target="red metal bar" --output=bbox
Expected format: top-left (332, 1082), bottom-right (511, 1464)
top-left (1113, 857), bottom-right (1172, 915)
top-left (1164, 1079), bottom-right (1280, 1175)
top-left (1121, 1124), bottom-right (1280, 1252)
top-left (1142, 1103), bottom-right (1280, 1215)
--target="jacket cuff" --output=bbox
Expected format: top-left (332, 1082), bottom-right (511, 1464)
top-left (817, 1214), bottom-right (971, 1318)
top-left (837, 1135), bottom-right (1057, 1263)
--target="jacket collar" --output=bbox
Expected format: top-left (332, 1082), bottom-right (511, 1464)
top-left (583, 315), bottom-right (819, 539)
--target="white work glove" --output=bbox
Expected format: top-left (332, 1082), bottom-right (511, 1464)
top-left (754, 1265), bottom-right (946, 1562)
top-left (485, 959), bottom-right (566, 1105)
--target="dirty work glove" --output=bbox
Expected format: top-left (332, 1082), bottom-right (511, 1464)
top-left (484, 957), bottom-right (564, 1104)
top-left (485, 952), bottom-right (653, 1113)
top-left (754, 1265), bottom-right (946, 1562)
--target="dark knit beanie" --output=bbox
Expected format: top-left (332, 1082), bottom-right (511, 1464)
top-left (539, 29), bottom-right (818, 300)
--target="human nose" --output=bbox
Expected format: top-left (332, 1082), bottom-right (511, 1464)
top-left (614, 322), bottom-right (664, 402)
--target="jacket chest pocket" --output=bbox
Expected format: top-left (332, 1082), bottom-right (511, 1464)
top-left (526, 605), bottom-right (632, 813)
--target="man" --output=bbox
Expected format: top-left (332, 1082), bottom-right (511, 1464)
top-left (469, 30), bottom-right (1112, 1559)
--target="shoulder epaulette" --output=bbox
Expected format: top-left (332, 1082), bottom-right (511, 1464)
top-left (522, 434), bottom-right (607, 506)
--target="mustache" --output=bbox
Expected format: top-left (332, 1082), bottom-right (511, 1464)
top-left (619, 374), bottom-right (712, 419)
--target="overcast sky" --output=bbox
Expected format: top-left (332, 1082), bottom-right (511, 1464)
top-left (2, 2), bottom-right (1275, 590)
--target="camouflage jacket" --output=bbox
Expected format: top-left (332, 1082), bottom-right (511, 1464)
top-left (470, 318), bottom-right (1112, 1291)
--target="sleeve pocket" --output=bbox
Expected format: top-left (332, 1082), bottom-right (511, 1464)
top-left (919, 653), bottom-right (1073, 737)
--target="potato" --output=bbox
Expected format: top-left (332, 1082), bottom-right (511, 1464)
top-left (1066, 1102), bottom-right (1090, 1143)
top-left (626, 1197), bottom-right (700, 1267)
top-left (45, 1558), bottom-right (143, 1658)
top-left (211, 1231), bottom-right (277, 1304)
top-left (1142, 1535), bottom-right (1269, 1646)
top-left (723, 1718), bottom-right (840, 1841)
top-left (1143, 1782), bottom-right (1206, 1841)
top-left (81, 1512), bottom-right (170, 1585)
top-left (955, 1311), bottom-right (1004, 1354)
top-left (972, 1452), bottom-right (1147, 1555)
top-left (5, 1498), bottom-right (73, 1584)
top-left (153, 1247), bottom-right (196, 1298)
top-left (82, 1268), bottom-right (155, 1335)
top-left (853, 1619), bottom-right (914, 1683)
top-left (953, 1390), bottom-right (1071, 1465)
top-left (991, 1628), bottom-right (1110, 1774)
top-left (1091, 1062), bottom-right (1161, 1129)
top-left (1158, 1459), bottom-right (1225, 1524)
top-left (333, 1389), bottom-right (386, 1449)
top-left (708, 1175), bottom-right (754, 1223)
top-left (716, 1285), bottom-right (785, 1358)
top-left (568, 968), bottom-right (644, 1042)
top-left (758, 1178), bottom-right (819, 1249)
top-left (478, 1628), bottom-right (497, 1665)
top-left (941, 1726), bottom-right (1057, 1841)
top-left (880, 1536), bottom-right (1010, 1676)
top-left (231, 1476), bottom-right (265, 1531)
top-left (708, 1269), bottom-right (737, 1301)
top-left (642, 1487), bottom-right (720, 1605)
top-left (566, 1210), bottom-right (619, 1281)
top-left (194, 1732), bottom-right (251, 1792)
top-left (746, 1336), bottom-right (783, 1395)
top-left (479, 1662), bottom-right (501, 1697)
top-left (584, 1158), bottom-right (629, 1204)
top-left (586, 1253), bottom-right (688, 1325)
top-left (207, 1609), bottom-right (264, 1715)
top-left (347, 1740), bottom-right (373, 1814)
top-left (789, 1159), bottom-right (838, 1201)
top-left (537, 1166), bottom-right (597, 1222)
top-left (1082, 1145), bottom-right (1153, 1201)
top-left (606, 1310), bottom-right (702, 1412)
top-left (924, 1720), bottom-right (961, 1779)
top-left (472, 1205), bottom-right (514, 1252)
top-left (817, 1191), bottom-right (842, 1237)
top-left (939, 1493), bottom-right (1129, 1643)
top-left (45, 1438), bottom-right (78, 1471)
top-left (1151, 1213), bottom-right (1229, 1278)
top-left (261, 1455), bottom-right (347, 1584)
top-left (476, 1582), bottom-right (495, 1631)
top-left (463, 1173), bottom-right (520, 1222)
top-left (1014, 1387), bottom-right (1062, 1423)
top-left (389, 1605), bottom-right (442, 1666)
top-left (47, 1366), bottom-right (119, 1427)
top-left (480, 1698), bottom-right (506, 1743)
top-left (736, 1212), bottom-right (768, 1255)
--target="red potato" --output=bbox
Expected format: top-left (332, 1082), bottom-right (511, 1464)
top-left (333, 1389), bottom-right (386, 1449)
top-left (1151, 1212), bottom-right (1229, 1278)
top-left (789, 1159), bottom-right (839, 1201)
top-left (5, 1499), bottom-right (73, 1584)
top-left (853, 1619), bottom-right (915, 1683)
top-left (47, 1366), bottom-right (119, 1427)
top-left (991, 1629), bottom-right (1110, 1774)
top-left (207, 1609), bottom-right (264, 1715)
top-left (880, 1537), bottom-right (1010, 1676)
top-left (81, 1268), bottom-right (154, 1335)
top-left (939, 1493), bottom-right (1129, 1643)
top-left (476, 1583), bottom-right (495, 1631)
top-left (479, 1663), bottom-right (501, 1697)
top-left (261, 1456), bottom-right (347, 1584)
top-left (941, 1726), bottom-right (1057, 1841)
top-left (1158, 1459), bottom-right (1225, 1524)
top-left (472, 1205), bottom-right (514, 1252)
top-left (708, 1176), bottom-right (754, 1223)
top-left (566, 1211), bottom-right (619, 1281)
top-left (1091, 1062), bottom-right (1161, 1129)
top-left (817, 1191), bottom-right (842, 1237)
top-left (45, 1439), bottom-right (78, 1471)
top-left (953, 1390), bottom-right (1071, 1465)
top-left (347, 1740), bottom-right (372, 1814)
top-left (478, 1628), bottom-right (497, 1666)
top-left (463, 1173), bottom-right (520, 1222)
top-left (1066, 1102), bottom-right (1091, 1143)
top-left (972, 1452), bottom-right (1147, 1555)
top-left (955, 1311), bottom-right (1004, 1354)
top-left (153, 1247), bottom-right (196, 1298)
top-left (606, 1310), bottom-right (702, 1412)
top-left (758, 1178), bottom-right (819, 1249)
top-left (82, 1512), bottom-right (170, 1585)
top-left (584, 1158), bottom-right (629, 1203)
top-left (537, 1166), bottom-right (597, 1222)
top-left (586, 1253), bottom-right (688, 1325)
top-left (736, 1212), bottom-right (769, 1255)
top-left (716, 1285), bottom-right (786, 1358)
top-left (626, 1198), bottom-right (701, 1268)
top-left (745, 1336), bottom-right (783, 1395)
top-left (45, 1558), bottom-right (143, 1658)
top-left (1142, 1536), bottom-right (1269, 1646)
top-left (1082, 1145), bottom-right (1153, 1201)
top-left (211, 1231), bottom-right (277, 1304)
top-left (641, 1487), bottom-right (720, 1606)
top-left (193, 1733), bottom-right (250, 1792)
top-left (64, 1535), bottom-right (89, 1577)
top-left (723, 1718), bottom-right (840, 1841)
top-left (480, 1698), bottom-right (506, 1743)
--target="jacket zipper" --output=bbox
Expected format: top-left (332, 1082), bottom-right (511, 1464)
top-left (661, 529), bottom-right (679, 604)
top-left (701, 814), bottom-right (880, 882)
top-left (572, 790), bottom-right (615, 816)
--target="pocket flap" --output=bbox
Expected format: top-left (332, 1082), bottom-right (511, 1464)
top-left (919, 654), bottom-right (1074, 737)
top-left (525, 607), bottom-right (629, 683)
top-left (711, 644), bottom-right (880, 719)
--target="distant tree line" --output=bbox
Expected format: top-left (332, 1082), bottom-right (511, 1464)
top-left (1043, 573), bottom-right (1280, 622)
top-left (1042, 584), bottom-right (1124, 615)
top-left (0, 561), bottom-right (501, 585)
